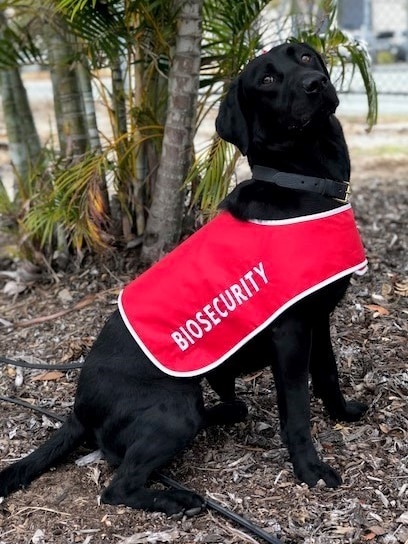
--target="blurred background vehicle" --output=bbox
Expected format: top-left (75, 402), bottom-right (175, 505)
top-left (338, 0), bottom-right (408, 64)
top-left (371, 29), bottom-right (408, 62)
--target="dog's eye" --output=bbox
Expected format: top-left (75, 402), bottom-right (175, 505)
top-left (301, 54), bottom-right (312, 63)
top-left (262, 75), bottom-right (274, 85)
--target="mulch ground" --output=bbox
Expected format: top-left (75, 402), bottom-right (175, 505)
top-left (0, 152), bottom-right (407, 544)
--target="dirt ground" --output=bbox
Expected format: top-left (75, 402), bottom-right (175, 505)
top-left (0, 105), bottom-right (408, 543)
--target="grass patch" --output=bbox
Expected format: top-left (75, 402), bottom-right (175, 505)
top-left (352, 144), bottom-right (408, 157)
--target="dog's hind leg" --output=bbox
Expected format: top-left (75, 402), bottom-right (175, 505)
top-left (310, 314), bottom-right (368, 421)
top-left (101, 394), bottom-right (205, 516)
top-left (102, 445), bottom-right (204, 516)
top-left (0, 412), bottom-right (86, 497)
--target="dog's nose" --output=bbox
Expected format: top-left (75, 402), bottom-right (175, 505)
top-left (302, 73), bottom-right (328, 94)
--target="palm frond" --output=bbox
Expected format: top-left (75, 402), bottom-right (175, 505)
top-left (53, 0), bottom-right (98, 19)
top-left (50, 0), bottom-right (130, 66)
top-left (187, 136), bottom-right (240, 213)
top-left (24, 152), bottom-right (111, 251)
top-left (0, 20), bottom-right (43, 68)
top-left (53, 0), bottom-right (176, 68)
top-left (339, 39), bottom-right (378, 128)
top-left (0, 178), bottom-right (14, 215)
top-left (201, 0), bottom-right (271, 83)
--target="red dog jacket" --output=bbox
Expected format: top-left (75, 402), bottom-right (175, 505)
top-left (119, 204), bottom-right (367, 377)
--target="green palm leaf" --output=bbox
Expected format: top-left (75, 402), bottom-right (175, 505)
top-left (24, 153), bottom-right (111, 251)
top-left (201, 0), bottom-right (271, 85)
top-left (0, 18), bottom-right (43, 68)
top-left (187, 136), bottom-right (240, 213)
top-left (0, 178), bottom-right (14, 215)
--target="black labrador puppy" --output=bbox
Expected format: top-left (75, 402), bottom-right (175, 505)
top-left (0, 42), bottom-right (368, 516)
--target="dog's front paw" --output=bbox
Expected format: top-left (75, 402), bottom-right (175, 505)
top-left (165, 490), bottom-right (206, 519)
top-left (293, 458), bottom-right (342, 489)
top-left (341, 399), bottom-right (368, 421)
top-left (330, 399), bottom-right (368, 422)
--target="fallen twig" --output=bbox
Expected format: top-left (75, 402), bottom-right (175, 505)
top-left (12, 287), bottom-right (121, 328)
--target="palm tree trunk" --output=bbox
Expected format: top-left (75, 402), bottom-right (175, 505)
top-left (76, 58), bottom-right (110, 216)
top-left (111, 56), bottom-right (134, 241)
top-left (141, 0), bottom-right (204, 264)
top-left (42, 14), bottom-right (91, 263)
top-left (44, 16), bottom-right (89, 159)
top-left (0, 69), bottom-right (42, 189)
top-left (132, 42), bottom-right (146, 237)
top-left (0, 12), bottom-right (42, 192)
top-left (76, 59), bottom-right (101, 153)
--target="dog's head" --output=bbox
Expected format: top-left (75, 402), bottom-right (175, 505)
top-left (216, 42), bottom-right (339, 157)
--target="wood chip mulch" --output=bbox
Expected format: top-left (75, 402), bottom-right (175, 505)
top-left (0, 164), bottom-right (407, 544)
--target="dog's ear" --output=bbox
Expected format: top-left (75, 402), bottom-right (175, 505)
top-left (216, 78), bottom-right (249, 155)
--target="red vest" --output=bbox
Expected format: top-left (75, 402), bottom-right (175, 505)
top-left (119, 204), bottom-right (367, 377)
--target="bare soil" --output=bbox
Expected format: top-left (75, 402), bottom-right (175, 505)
top-left (0, 116), bottom-right (408, 544)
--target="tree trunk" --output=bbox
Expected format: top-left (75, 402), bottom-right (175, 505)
top-left (110, 56), bottom-right (133, 241)
top-left (76, 57), bottom-right (110, 217)
top-left (0, 69), bottom-right (42, 188)
top-left (141, 0), bottom-right (204, 264)
top-left (76, 59), bottom-right (101, 153)
top-left (44, 16), bottom-right (89, 159)
top-left (132, 42), bottom-right (146, 238)
top-left (0, 12), bottom-right (42, 192)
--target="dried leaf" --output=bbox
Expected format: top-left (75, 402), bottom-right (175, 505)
top-left (3, 280), bottom-right (26, 296)
top-left (121, 530), bottom-right (180, 544)
top-left (0, 317), bottom-right (13, 327)
top-left (32, 371), bottom-right (64, 381)
top-left (395, 280), bottom-right (408, 296)
top-left (334, 527), bottom-right (355, 535)
top-left (379, 423), bottom-right (390, 434)
top-left (57, 288), bottom-right (74, 303)
top-left (15, 367), bottom-right (24, 387)
top-left (367, 525), bottom-right (387, 536)
top-left (397, 512), bottom-right (408, 524)
top-left (364, 304), bottom-right (390, 316)
top-left (88, 466), bottom-right (101, 486)
top-left (31, 529), bottom-right (45, 544)
top-left (6, 366), bottom-right (16, 378)
top-left (75, 449), bottom-right (103, 466)
top-left (374, 489), bottom-right (390, 507)
top-left (381, 283), bottom-right (393, 298)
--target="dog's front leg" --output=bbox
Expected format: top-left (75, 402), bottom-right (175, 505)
top-left (310, 314), bottom-right (368, 421)
top-left (270, 314), bottom-right (342, 488)
top-left (205, 370), bottom-right (248, 427)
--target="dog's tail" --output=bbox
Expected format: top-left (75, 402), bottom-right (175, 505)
top-left (0, 412), bottom-right (86, 497)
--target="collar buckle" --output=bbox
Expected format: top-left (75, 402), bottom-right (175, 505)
top-left (335, 181), bottom-right (351, 203)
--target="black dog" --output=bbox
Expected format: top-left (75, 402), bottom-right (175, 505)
top-left (0, 42), bottom-right (368, 517)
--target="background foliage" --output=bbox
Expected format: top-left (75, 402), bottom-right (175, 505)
top-left (0, 0), bottom-right (377, 267)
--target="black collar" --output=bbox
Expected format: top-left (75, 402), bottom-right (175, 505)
top-left (252, 165), bottom-right (350, 202)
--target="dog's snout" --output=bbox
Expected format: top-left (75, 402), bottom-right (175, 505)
top-left (302, 73), bottom-right (328, 94)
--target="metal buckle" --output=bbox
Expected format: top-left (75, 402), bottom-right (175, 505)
top-left (336, 181), bottom-right (351, 203)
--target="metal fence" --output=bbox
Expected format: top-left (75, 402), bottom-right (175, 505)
top-left (338, 0), bottom-right (408, 96)
top-left (266, 0), bottom-right (408, 100)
